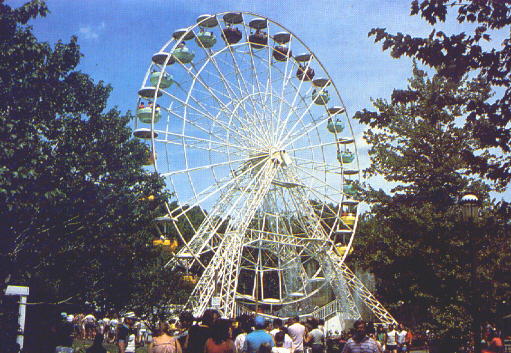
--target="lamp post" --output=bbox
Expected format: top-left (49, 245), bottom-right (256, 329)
top-left (460, 193), bottom-right (481, 353)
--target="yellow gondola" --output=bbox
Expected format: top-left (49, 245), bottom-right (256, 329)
top-left (335, 244), bottom-right (354, 257)
top-left (152, 238), bottom-right (178, 252)
top-left (182, 274), bottom-right (198, 286)
top-left (341, 212), bottom-right (356, 226)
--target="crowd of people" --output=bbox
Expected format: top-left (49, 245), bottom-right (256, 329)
top-left (53, 310), bottom-right (509, 353)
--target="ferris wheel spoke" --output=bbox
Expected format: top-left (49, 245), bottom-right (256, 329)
top-left (177, 61), bottom-right (264, 147)
top-left (186, 59), bottom-right (272, 148)
top-left (189, 64), bottom-right (240, 105)
top-left (237, 23), bottom-right (275, 145)
top-left (169, 153), bottom-right (272, 220)
top-left (212, 49), bottom-right (256, 102)
top-left (161, 88), bottom-right (252, 147)
top-left (250, 53), bottom-right (320, 148)
top-left (176, 73), bottom-right (252, 143)
top-left (264, 28), bottom-right (275, 115)
top-left (189, 33), bottom-right (268, 135)
top-left (286, 140), bottom-right (338, 153)
top-left (239, 22), bottom-right (265, 102)
top-left (160, 104), bottom-right (247, 150)
top-left (190, 63), bottom-right (270, 150)
top-left (188, 62), bottom-right (251, 123)
top-left (282, 111), bottom-right (331, 149)
top-left (284, 83), bottom-right (332, 139)
top-left (279, 93), bottom-right (326, 148)
top-left (216, 22), bottom-right (274, 145)
top-left (216, 21), bottom-right (256, 101)
top-left (274, 39), bottom-right (295, 145)
top-left (157, 138), bottom-right (235, 156)
top-left (292, 156), bottom-right (342, 174)
top-left (263, 21), bottom-right (279, 144)
top-left (187, 36), bottom-right (244, 102)
top-left (274, 56), bottom-right (314, 143)
top-left (162, 152), bottom-right (265, 178)
top-left (154, 130), bottom-right (263, 154)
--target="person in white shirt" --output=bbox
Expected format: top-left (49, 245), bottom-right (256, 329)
top-left (396, 324), bottom-right (408, 353)
top-left (318, 319), bottom-right (326, 340)
top-left (270, 318), bottom-right (293, 350)
top-left (272, 331), bottom-right (291, 353)
top-left (83, 313), bottom-right (97, 340)
top-left (304, 318), bottom-right (324, 353)
top-left (108, 315), bottom-right (119, 343)
top-left (384, 325), bottom-right (398, 353)
top-left (287, 316), bottom-right (306, 353)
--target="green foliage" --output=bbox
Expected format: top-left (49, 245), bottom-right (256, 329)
top-left (0, 2), bottom-right (184, 349)
top-left (368, 0), bottom-right (511, 188)
top-left (353, 67), bottom-right (511, 341)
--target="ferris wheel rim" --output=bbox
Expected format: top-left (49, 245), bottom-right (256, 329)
top-left (136, 11), bottom-right (362, 308)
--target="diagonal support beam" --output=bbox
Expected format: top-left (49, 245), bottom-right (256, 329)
top-left (185, 157), bottom-right (281, 317)
top-left (281, 167), bottom-right (395, 323)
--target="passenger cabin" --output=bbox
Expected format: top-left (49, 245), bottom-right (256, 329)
top-left (312, 89), bottom-right (330, 105)
top-left (153, 238), bottom-right (178, 252)
top-left (273, 45), bottom-right (292, 61)
top-left (137, 106), bottom-right (161, 124)
top-left (172, 45), bottom-right (195, 64)
top-left (335, 245), bottom-right (353, 257)
top-left (195, 31), bottom-right (217, 48)
top-left (138, 87), bottom-right (162, 99)
top-left (222, 12), bottom-right (243, 45)
top-left (222, 27), bottom-right (242, 44)
top-left (343, 183), bottom-right (356, 196)
top-left (273, 32), bottom-right (291, 44)
top-left (249, 30), bottom-right (268, 49)
top-left (327, 118), bottom-right (344, 133)
top-left (149, 71), bottom-right (173, 89)
top-left (172, 28), bottom-right (195, 41)
top-left (223, 12), bottom-right (243, 25)
top-left (327, 106), bottom-right (346, 115)
top-left (196, 14), bottom-right (218, 28)
top-left (296, 66), bottom-right (315, 81)
top-left (337, 151), bottom-right (354, 164)
top-left (182, 274), bottom-right (198, 286)
top-left (248, 18), bottom-right (268, 49)
top-left (133, 128), bottom-right (158, 139)
top-left (341, 212), bottom-right (356, 226)
top-left (152, 52), bottom-right (175, 66)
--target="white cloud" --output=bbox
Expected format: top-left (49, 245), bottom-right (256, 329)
top-left (79, 22), bottom-right (105, 40)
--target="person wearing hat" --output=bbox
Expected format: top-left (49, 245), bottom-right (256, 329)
top-left (243, 316), bottom-right (274, 353)
top-left (118, 312), bottom-right (138, 353)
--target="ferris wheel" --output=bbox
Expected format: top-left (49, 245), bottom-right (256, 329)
top-left (134, 12), bottom-right (396, 324)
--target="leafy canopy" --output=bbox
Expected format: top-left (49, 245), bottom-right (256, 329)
top-left (353, 65), bottom-right (511, 342)
top-left (369, 0), bottom-right (511, 188)
top-left (0, 3), bottom-right (182, 347)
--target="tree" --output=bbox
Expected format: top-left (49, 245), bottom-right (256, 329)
top-left (352, 66), bottom-right (511, 348)
top-left (368, 0), bottom-right (511, 188)
top-left (0, 1), bottom-right (177, 350)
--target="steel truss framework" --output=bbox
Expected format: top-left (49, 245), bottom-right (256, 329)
top-left (135, 11), bottom-right (397, 325)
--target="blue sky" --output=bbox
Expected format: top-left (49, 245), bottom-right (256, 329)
top-left (10, 0), bottom-right (509, 202)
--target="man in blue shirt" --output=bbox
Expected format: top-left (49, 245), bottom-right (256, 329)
top-left (243, 315), bottom-right (274, 353)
